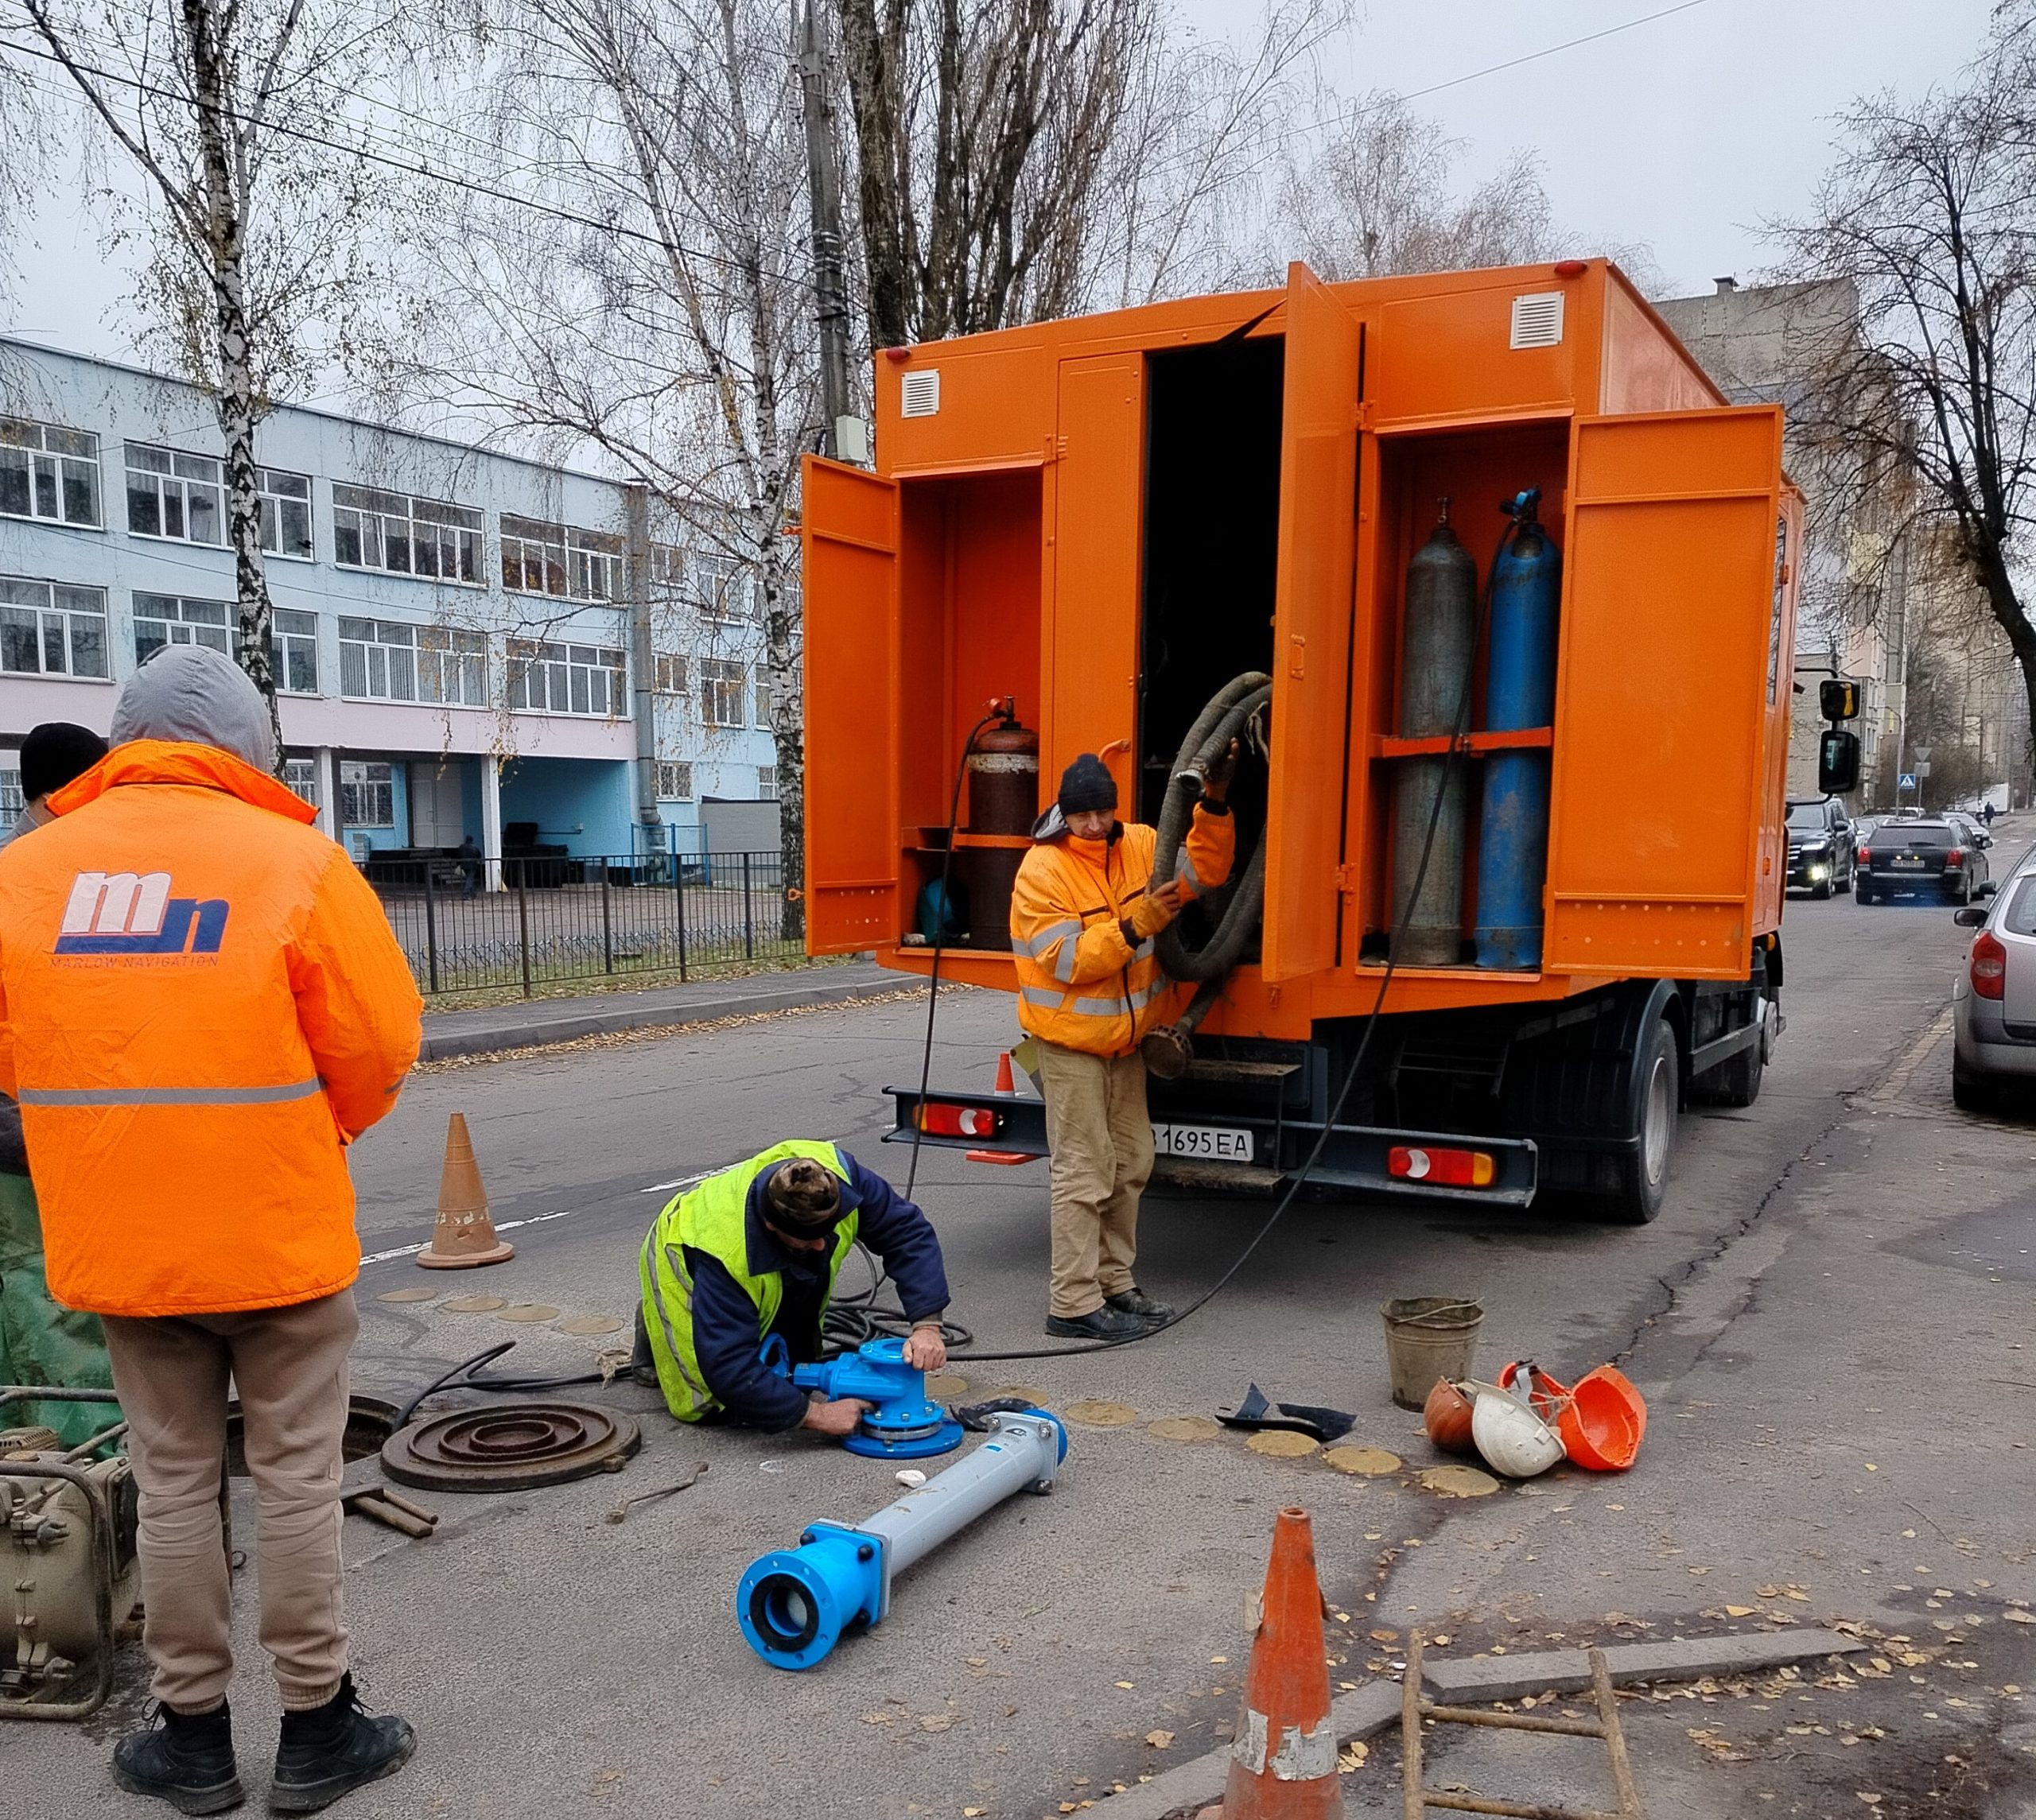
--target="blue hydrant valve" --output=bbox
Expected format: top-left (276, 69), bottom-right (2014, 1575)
top-left (759, 1333), bottom-right (964, 1461)
top-left (736, 1408), bottom-right (1067, 1671)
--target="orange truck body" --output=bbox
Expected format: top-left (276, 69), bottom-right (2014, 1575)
top-left (801, 258), bottom-right (1797, 1210)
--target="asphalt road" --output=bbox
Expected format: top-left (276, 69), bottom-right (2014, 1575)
top-left (12, 829), bottom-right (2036, 1820)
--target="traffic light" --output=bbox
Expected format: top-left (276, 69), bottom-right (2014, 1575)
top-left (1820, 679), bottom-right (1861, 721)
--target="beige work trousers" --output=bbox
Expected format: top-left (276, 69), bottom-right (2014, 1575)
top-left (99, 1289), bottom-right (358, 1713)
top-left (1036, 1041), bottom-right (1156, 1319)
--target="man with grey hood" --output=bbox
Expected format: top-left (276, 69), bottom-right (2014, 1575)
top-left (0, 646), bottom-right (422, 1814)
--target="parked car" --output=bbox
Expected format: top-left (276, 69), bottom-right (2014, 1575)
top-left (1945, 811), bottom-right (1995, 856)
top-left (1855, 817), bottom-right (1992, 903)
top-left (1951, 866), bottom-right (2029, 1109)
top-left (1785, 796), bottom-right (1855, 897)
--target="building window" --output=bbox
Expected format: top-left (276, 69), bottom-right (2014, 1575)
top-left (654, 653), bottom-right (689, 695)
top-left (0, 576), bottom-right (110, 679)
top-left (283, 756), bottom-right (321, 813)
top-left (655, 760), bottom-right (694, 801)
top-left (502, 517), bottom-right (625, 602)
top-left (258, 468), bottom-right (313, 560)
top-left (753, 669), bottom-right (772, 728)
top-left (694, 553), bottom-right (754, 623)
top-left (700, 658), bottom-right (746, 728)
top-left (340, 759), bottom-right (394, 829)
top-left (506, 638), bottom-right (627, 716)
top-left (276, 607), bottom-right (319, 694)
top-left (0, 764), bottom-right (21, 830)
top-left (649, 543), bottom-right (683, 588)
top-left (1, 419), bottom-right (102, 527)
top-left (126, 444), bottom-right (225, 545)
top-left (134, 593), bottom-right (231, 665)
top-left (340, 618), bottom-right (487, 706)
top-left (332, 483), bottom-right (482, 584)
top-left (758, 765), bottom-right (778, 800)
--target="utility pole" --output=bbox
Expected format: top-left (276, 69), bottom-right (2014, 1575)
top-left (797, 0), bottom-right (857, 461)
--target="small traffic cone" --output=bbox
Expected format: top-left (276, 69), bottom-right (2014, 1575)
top-left (1219, 1507), bottom-right (1343, 1818)
top-left (416, 1113), bottom-right (515, 1269)
top-left (967, 1051), bottom-right (1036, 1166)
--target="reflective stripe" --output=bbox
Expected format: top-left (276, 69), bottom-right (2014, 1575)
top-left (657, 1240), bottom-right (714, 1404)
top-left (17, 1077), bottom-right (323, 1108)
top-left (1133, 938), bottom-right (1155, 962)
top-left (1053, 940), bottom-right (1080, 983)
top-left (1012, 919), bottom-right (1082, 960)
top-left (1020, 983), bottom-right (1165, 1019)
top-left (1176, 851), bottom-right (1202, 890)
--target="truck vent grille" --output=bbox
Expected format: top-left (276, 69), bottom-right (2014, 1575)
top-left (899, 369), bottom-right (942, 417)
top-left (1509, 292), bottom-right (1564, 350)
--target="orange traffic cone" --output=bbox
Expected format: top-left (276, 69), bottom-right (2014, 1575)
top-left (966, 1051), bottom-right (1035, 1166)
top-left (417, 1113), bottom-right (516, 1269)
top-left (1219, 1507), bottom-right (1343, 1818)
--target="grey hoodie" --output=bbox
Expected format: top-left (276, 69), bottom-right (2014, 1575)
top-left (111, 644), bottom-right (274, 774)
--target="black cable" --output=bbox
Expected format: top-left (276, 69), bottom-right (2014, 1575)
top-left (390, 1341), bottom-right (626, 1426)
top-left (947, 513), bottom-right (1521, 1364)
top-left (903, 700), bottom-right (1015, 1201)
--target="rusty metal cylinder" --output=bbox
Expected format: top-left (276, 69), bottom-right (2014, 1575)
top-left (1392, 515), bottom-right (1477, 966)
top-left (966, 720), bottom-right (1039, 836)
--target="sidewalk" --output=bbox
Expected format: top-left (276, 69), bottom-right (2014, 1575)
top-left (417, 958), bottom-right (913, 1061)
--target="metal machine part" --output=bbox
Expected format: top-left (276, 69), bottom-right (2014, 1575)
top-left (1, 1388), bottom-right (136, 1721)
top-left (381, 1400), bottom-right (640, 1492)
top-left (736, 1409), bottom-right (1066, 1670)
top-left (1392, 505), bottom-right (1478, 967)
top-left (1476, 491), bottom-right (1564, 970)
top-left (762, 1334), bottom-right (964, 1461)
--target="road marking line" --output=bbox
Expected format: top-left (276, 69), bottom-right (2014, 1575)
top-left (1871, 1007), bottom-right (1953, 1104)
top-left (360, 1207), bottom-right (574, 1268)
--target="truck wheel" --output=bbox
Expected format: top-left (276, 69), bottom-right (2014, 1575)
top-left (1711, 1022), bottom-right (1766, 1108)
top-left (1608, 1018), bottom-right (1679, 1224)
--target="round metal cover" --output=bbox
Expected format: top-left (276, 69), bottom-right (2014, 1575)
top-left (382, 1400), bottom-right (641, 1492)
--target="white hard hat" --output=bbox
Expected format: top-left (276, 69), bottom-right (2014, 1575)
top-left (1471, 1384), bottom-right (1565, 1479)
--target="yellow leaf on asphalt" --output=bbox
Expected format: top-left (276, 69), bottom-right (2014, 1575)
top-left (2005, 1609), bottom-right (2036, 1625)
top-left (919, 1715), bottom-right (955, 1733)
top-left (1145, 1731), bottom-right (1174, 1749)
top-left (1115, 1682), bottom-right (1135, 1690)
top-left (1336, 1741), bottom-right (1369, 1771)
top-left (1725, 1605), bottom-right (1757, 1618)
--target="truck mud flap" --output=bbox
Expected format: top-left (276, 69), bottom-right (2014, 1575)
top-left (884, 1085), bottom-right (1537, 1209)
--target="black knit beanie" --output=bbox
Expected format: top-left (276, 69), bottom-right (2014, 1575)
top-left (19, 722), bottom-right (108, 802)
top-left (1056, 753), bottom-right (1117, 816)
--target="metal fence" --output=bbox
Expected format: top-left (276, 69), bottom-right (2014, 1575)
top-left (370, 851), bottom-right (801, 997)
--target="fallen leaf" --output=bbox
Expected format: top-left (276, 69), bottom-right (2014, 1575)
top-left (1145, 1731), bottom-right (1174, 1749)
top-left (1115, 1682), bottom-right (1135, 1690)
top-left (919, 1715), bottom-right (955, 1733)
top-left (1336, 1741), bottom-right (1370, 1771)
top-left (1725, 1605), bottom-right (1757, 1618)
top-left (2005, 1609), bottom-right (2036, 1626)
top-left (1210, 1655), bottom-right (1229, 1664)
top-left (965, 1810), bottom-right (984, 1817)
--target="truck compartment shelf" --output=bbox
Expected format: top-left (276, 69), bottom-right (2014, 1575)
top-left (1370, 727), bottom-right (1554, 760)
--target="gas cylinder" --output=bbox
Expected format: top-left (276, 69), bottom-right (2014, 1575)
top-left (1475, 491), bottom-right (1562, 970)
top-left (966, 719), bottom-right (1039, 836)
top-left (1392, 504), bottom-right (1477, 967)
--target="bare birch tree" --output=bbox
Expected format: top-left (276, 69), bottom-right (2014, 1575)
top-left (10, 0), bottom-right (380, 758)
top-left (1774, 7), bottom-right (2036, 794)
top-left (375, 0), bottom-right (817, 933)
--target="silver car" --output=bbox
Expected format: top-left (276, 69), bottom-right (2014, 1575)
top-left (1952, 863), bottom-right (2029, 1109)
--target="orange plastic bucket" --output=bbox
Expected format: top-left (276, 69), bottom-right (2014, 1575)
top-left (1556, 1365), bottom-right (1647, 1471)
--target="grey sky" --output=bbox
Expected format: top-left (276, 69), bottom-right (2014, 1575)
top-left (1, 0), bottom-right (2003, 363)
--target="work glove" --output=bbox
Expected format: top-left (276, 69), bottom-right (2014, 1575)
top-left (1127, 879), bottom-right (1185, 941)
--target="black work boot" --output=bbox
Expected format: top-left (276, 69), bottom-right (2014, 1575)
top-left (1105, 1287), bottom-right (1176, 1324)
top-left (112, 1700), bottom-right (245, 1814)
top-left (269, 1674), bottom-right (415, 1814)
top-left (1044, 1305), bottom-right (1145, 1341)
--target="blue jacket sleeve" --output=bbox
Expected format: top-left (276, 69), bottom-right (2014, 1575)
top-left (844, 1153), bottom-right (950, 1322)
top-left (683, 1247), bottom-right (809, 1432)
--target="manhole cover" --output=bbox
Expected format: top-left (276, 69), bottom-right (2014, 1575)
top-left (1418, 1465), bottom-right (1500, 1498)
top-left (441, 1295), bottom-right (507, 1314)
top-left (496, 1304), bottom-right (561, 1323)
top-left (1324, 1446), bottom-right (1402, 1477)
top-left (1148, 1416), bottom-right (1220, 1442)
top-left (1066, 1400), bottom-right (1138, 1427)
top-left (1246, 1430), bottom-right (1319, 1458)
top-left (375, 1287), bottom-right (437, 1303)
top-left (383, 1400), bottom-right (641, 1491)
top-left (925, 1374), bottom-right (969, 1398)
top-left (555, 1314), bottom-right (624, 1336)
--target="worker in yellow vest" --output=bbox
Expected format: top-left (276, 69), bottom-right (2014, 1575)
top-left (636, 1142), bottom-right (950, 1434)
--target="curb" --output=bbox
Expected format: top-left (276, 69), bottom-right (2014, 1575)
top-left (418, 973), bottom-right (915, 1062)
top-left (1094, 1628), bottom-right (1864, 1820)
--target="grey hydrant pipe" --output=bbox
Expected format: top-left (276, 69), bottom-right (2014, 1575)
top-left (736, 1411), bottom-right (1067, 1670)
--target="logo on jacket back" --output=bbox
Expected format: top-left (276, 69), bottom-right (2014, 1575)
top-left (56, 872), bottom-right (228, 955)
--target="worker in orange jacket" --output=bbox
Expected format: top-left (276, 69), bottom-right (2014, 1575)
top-left (0, 646), bottom-right (423, 1815)
top-left (1010, 747), bottom-right (1236, 1338)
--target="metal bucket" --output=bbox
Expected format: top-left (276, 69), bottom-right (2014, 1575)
top-left (1380, 1298), bottom-right (1483, 1411)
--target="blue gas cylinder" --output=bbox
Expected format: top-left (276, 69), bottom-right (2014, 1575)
top-left (1475, 494), bottom-right (1562, 971)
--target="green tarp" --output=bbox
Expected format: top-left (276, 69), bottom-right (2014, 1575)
top-left (0, 1170), bottom-right (119, 1449)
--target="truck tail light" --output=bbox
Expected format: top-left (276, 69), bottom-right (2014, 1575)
top-left (1389, 1145), bottom-right (1496, 1188)
top-left (1855, 845), bottom-right (1871, 863)
top-left (1947, 848), bottom-right (1964, 866)
top-left (1972, 930), bottom-right (2008, 1000)
top-left (917, 1103), bottom-right (1002, 1139)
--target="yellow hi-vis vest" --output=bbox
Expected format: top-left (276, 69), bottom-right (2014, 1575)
top-left (636, 1140), bottom-right (859, 1422)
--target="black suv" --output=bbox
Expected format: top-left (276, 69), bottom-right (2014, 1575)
top-left (1785, 797), bottom-right (1855, 898)
top-left (1856, 817), bottom-right (1991, 903)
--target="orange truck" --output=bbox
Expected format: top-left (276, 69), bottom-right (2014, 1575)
top-left (801, 258), bottom-right (1800, 1222)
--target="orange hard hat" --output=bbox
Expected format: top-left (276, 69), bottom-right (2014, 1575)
top-left (1556, 1365), bottom-right (1647, 1471)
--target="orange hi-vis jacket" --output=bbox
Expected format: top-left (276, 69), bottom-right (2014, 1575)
top-left (0, 741), bottom-right (423, 1317)
top-left (1008, 805), bottom-right (1236, 1058)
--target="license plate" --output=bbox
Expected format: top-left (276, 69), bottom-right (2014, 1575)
top-left (1894, 856), bottom-right (1927, 869)
top-left (1152, 1123), bottom-right (1253, 1162)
